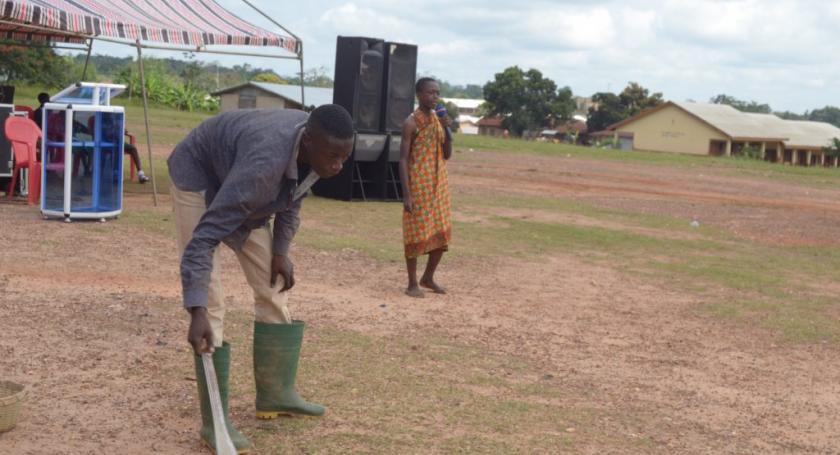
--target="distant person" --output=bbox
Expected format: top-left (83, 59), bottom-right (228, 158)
top-left (398, 77), bottom-right (453, 298)
top-left (32, 92), bottom-right (49, 129)
top-left (34, 91), bottom-right (149, 183)
top-left (119, 131), bottom-right (150, 183)
top-left (168, 105), bottom-right (354, 453)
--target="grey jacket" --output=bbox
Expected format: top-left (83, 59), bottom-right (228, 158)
top-left (168, 108), bottom-right (309, 309)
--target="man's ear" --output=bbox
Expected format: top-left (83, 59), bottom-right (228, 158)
top-left (300, 128), bottom-right (313, 152)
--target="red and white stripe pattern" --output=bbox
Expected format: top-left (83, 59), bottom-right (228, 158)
top-left (0, 0), bottom-right (297, 52)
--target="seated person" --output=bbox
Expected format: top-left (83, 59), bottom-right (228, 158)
top-left (123, 139), bottom-right (150, 183)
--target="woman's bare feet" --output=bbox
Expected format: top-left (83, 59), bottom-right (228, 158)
top-left (419, 278), bottom-right (446, 294)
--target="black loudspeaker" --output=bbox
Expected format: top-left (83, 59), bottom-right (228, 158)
top-left (384, 134), bottom-right (403, 200)
top-left (0, 85), bottom-right (14, 104)
top-left (0, 105), bottom-right (13, 178)
top-left (311, 133), bottom-right (388, 201)
top-left (381, 42), bottom-right (418, 133)
top-left (333, 37), bottom-right (385, 133)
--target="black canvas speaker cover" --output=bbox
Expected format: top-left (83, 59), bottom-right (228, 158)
top-left (382, 42), bottom-right (417, 133)
top-left (0, 86), bottom-right (15, 104)
top-left (333, 37), bottom-right (385, 133)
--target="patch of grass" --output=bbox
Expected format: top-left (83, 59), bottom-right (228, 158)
top-left (298, 193), bottom-right (723, 262)
top-left (456, 134), bottom-right (840, 187)
top-left (454, 192), bottom-right (718, 235)
top-left (297, 197), bottom-right (404, 261)
top-left (119, 207), bottom-right (175, 238)
top-left (123, 154), bottom-right (173, 195)
top-left (218, 321), bottom-right (641, 454)
top-left (705, 296), bottom-right (840, 343)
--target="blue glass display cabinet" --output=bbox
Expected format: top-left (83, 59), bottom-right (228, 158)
top-left (40, 82), bottom-right (127, 221)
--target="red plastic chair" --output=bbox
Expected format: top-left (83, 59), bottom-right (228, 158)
top-left (4, 116), bottom-right (42, 205)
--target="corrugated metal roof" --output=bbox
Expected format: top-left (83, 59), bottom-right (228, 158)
top-left (250, 82), bottom-right (333, 107)
top-left (669, 101), bottom-right (840, 149)
top-left (212, 82), bottom-right (334, 108)
top-left (442, 98), bottom-right (485, 109)
top-left (775, 119), bottom-right (840, 148)
top-left (673, 101), bottom-right (788, 141)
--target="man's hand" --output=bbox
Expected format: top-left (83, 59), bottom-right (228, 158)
top-left (403, 194), bottom-right (413, 213)
top-left (271, 254), bottom-right (295, 291)
top-left (188, 307), bottom-right (214, 355)
top-left (440, 115), bottom-right (453, 129)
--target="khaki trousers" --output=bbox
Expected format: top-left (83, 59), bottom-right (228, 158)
top-left (172, 185), bottom-right (291, 347)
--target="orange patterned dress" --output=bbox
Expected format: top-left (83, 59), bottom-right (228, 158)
top-left (403, 108), bottom-right (452, 258)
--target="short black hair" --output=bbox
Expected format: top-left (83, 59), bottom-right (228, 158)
top-left (415, 77), bottom-right (437, 93)
top-left (37, 92), bottom-right (50, 104)
top-left (307, 104), bottom-right (354, 140)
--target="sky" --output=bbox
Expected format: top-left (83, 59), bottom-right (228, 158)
top-left (90, 0), bottom-right (840, 113)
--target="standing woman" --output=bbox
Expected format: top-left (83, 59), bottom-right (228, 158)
top-left (399, 77), bottom-right (453, 298)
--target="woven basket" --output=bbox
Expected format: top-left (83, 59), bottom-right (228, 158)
top-left (0, 381), bottom-right (26, 433)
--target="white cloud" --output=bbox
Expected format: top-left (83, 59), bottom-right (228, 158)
top-left (318, 3), bottom-right (416, 40)
top-left (523, 8), bottom-right (616, 50)
top-left (423, 40), bottom-right (482, 58)
top-left (96, 0), bottom-right (840, 112)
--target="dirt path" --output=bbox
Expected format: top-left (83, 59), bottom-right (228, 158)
top-left (1, 150), bottom-right (839, 454)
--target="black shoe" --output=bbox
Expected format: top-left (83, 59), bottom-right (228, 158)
top-left (138, 174), bottom-right (150, 184)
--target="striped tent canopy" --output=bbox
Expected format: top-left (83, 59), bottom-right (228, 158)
top-left (0, 0), bottom-right (298, 54)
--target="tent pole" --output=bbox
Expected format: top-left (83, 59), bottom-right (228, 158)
top-left (81, 38), bottom-right (93, 80)
top-left (239, 0), bottom-right (301, 42)
top-left (135, 40), bottom-right (159, 206)
top-left (299, 47), bottom-right (305, 109)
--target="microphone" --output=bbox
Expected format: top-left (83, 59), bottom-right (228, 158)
top-left (435, 103), bottom-right (447, 118)
top-left (435, 103), bottom-right (452, 138)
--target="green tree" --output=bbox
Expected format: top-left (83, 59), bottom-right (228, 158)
top-left (808, 106), bottom-right (840, 128)
top-left (297, 66), bottom-right (333, 88)
top-left (483, 66), bottom-right (574, 136)
top-left (710, 94), bottom-right (772, 113)
top-left (252, 72), bottom-right (285, 84)
top-left (585, 82), bottom-right (663, 132)
top-left (430, 77), bottom-right (483, 98)
top-left (822, 137), bottom-right (840, 158)
top-left (0, 45), bottom-right (71, 88)
top-left (619, 82), bottom-right (663, 117)
top-left (775, 110), bottom-right (807, 120)
top-left (586, 92), bottom-right (624, 132)
top-left (179, 53), bottom-right (202, 87)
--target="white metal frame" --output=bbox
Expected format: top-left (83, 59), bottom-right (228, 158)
top-left (40, 87), bottom-right (126, 221)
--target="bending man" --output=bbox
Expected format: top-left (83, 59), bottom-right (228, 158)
top-left (168, 104), bottom-right (354, 453)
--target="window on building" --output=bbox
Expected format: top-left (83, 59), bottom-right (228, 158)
top-left (238, 89), bottom-right (257, 109)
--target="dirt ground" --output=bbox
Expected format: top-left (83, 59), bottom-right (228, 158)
top-left (1, 148), bottom-right (839, 454)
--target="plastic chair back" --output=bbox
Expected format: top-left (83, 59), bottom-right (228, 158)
top-left (4, 116), bottom-right (40, 162)
top-left (4, 116), bottom-right (42, 204)
top-left (13, 105), bottom-right (35, 121)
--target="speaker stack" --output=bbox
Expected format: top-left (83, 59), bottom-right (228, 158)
top-left (312, 36), bottom-right (417, 201)
top-left (0, 86), bottom-right (14, 104)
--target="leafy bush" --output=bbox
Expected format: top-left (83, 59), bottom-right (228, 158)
top-left (740, 144), bottom-right (763, 160)
top-left (114, 60), bottom-right (217, 112)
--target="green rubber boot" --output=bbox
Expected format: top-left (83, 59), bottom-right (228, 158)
top-left (254, 321), bottom-right (326, 418)
top-left (194, 342), bottom-right (252, 454)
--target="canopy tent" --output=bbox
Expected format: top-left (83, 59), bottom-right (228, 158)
top-left (0, 0), bottom-right (303, 205)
